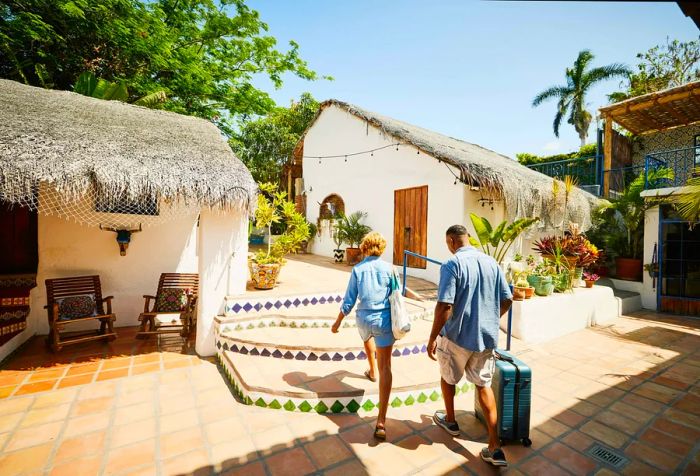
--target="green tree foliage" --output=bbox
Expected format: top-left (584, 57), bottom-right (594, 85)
top-left (533, 50), bottom-right (629, 147)
top-left (609, 38), bottom-right (700, 102)
top-left (516, 143), bottom-right (598, 166)
top-left (0, 0), bottom-right (322, 133)
top-left (229, 93), bottom-right (319, 183)
top-left (468, 214), bottom-right (539, 264)
top-left (73, 71), bottom-right (167, 107)
top-left (668, 172), bottom-right (700, 224)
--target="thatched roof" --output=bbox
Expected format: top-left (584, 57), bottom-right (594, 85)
top-left (0, 79), bottom-right (256, 213)
top-left (303, 99), bottom-right (601, 231)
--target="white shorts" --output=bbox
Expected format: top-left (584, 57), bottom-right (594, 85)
top-left (436, 336), bottom-right (495, 387)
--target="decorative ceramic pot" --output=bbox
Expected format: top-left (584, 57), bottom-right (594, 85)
top-left (333, 249), bottom-right (345, 263)
top-left (526, 275), bottom-right (540, 288)
top-left (573, 267), bottom-right (583, 287)
top-left (249, 261), bottom-right (281, 290)
top-left (345, 247), bottom-right (362, 266)
top-left (534, 276), bottom-right (554, 296)
top-left (615, 257), bottom-right (642, 281)
top-left (585, 280), bottom-right (595, 288)
top-left (513, 287), bottom-right (527, 301)
top-left (524, 287), bottom-right (535, 299)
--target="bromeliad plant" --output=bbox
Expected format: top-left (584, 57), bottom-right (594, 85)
top-left (252, 182), bottom-right (310, 265)
top-left (468, 214), bottom-right (539, 265)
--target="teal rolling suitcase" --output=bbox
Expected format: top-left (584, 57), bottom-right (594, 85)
top-left (474, 349), bottom-right (532, 447)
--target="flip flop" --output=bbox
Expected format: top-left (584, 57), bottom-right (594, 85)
top-left (374, 425), bottom-right (386, 441)
top-left (364, 370), bottom-right (377, 382)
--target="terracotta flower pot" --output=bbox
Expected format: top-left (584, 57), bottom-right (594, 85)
top-left (615, 257), bottom-right (642, 281)
top-left (585, 280), bottom-right (595, 288)
top-left (345, 247), bottom-right (362, 266)
top-left (249, 261), bottom-right (281, 290)
top-left (513, 287), bottom-right (527, 301)
top-left (524, 287), bottom-right (535, 299)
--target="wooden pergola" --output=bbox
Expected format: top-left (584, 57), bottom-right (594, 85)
top-left (599, 81), bottom-right (700, 196)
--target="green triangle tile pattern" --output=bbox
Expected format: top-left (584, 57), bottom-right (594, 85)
top-left (330, 401), bottom-right (345, 413)
top-left (391, 397), bottom-right (403, 408)
top-left (346, 399), bottom-right (360, 413)
top-left (315, 401), bottom-right (329, 414)
top-left (255, 398), bottom-right (266, 408)
top-left (298, 401), bottom-right (312, 412)
top-left (404, 395), bottom-right (415, 406)
top-left (429, 390), bottom-right (440, 402)
top-left (417, 392), bottom-right (428, 403)
top-left (269, 399), bottom-right (282, 410)
top-left (362, 400), bottom-right (375, 411)
top-left (284, 400), bottom-right (296, 411)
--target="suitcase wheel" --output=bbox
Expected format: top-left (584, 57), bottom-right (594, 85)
top-left (521, 438), bottom-right (532, 447)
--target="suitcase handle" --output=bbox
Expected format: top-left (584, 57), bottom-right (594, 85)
top-left (494, 351), bottom-right (514, 363)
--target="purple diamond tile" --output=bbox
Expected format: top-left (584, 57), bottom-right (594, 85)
top-left (261, 348), bottom-right (271, 357)
top-left (294, 352), bottom-right (306, 360)
top-left (250, 348), bottom-right (260, 356)
top-left (412, 346), bottom-right (420, 354)
top-left (253, 303), bottom-right (263, 311)
top-left (345, 352), bottom-right (355, 360)
top-left (319, 297), bottom-right (327, 304)
top-left (264, 302), bottom-right (273, 310)
top-left (332, 353), bottom-right (343, 361)
top-left (283, 351), bottom-right (294, 359)
top-left (272, 349), bottom-right (283, 358)
top-left (307, 353), bottom-right (318, 361)
top-left (320, 353), bottom-right (331, 361)
top-left (310, 298), bottom-right (318, 305)
top-left (274, 301), bottom-right (283, 309)
top-left (402, 348), bottom-right (411, 356)
top-left (240, 346), bottom-right (249, 355)
top-left (232, 303), bottom-right (243, 313)
top-left (283, 299), bottom-right (292, 307)
top-left (292, 298), bottom-right (301, 306)
top-left (231, 344), bottom-right (239, 352)
top-left (302, 298), bottom-right (310, 306)
top-left (392, 349), bottom-right (401, 357)
top-left (242, 303), bottom-right (253, 312)
top-left (357, 351), bottom-right (367, 360)
top-left (421, 344), bottom-right (428, 353)
top-left (334, 296), bottom-right (342, 303)
top-left (216, 341), bottom-right (222, 349)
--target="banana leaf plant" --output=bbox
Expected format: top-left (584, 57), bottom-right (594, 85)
top-left (468, 213), bottom-right (539, 264)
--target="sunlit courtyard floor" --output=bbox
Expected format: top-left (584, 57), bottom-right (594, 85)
top-left (0, 311), bottom-right (698, 475)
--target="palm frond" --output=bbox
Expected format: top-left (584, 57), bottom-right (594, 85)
top-left (583, 63), bottom-right (631, 86)
top-left (532, 86), bottom-right (571, 107)
top-left (133, 90), bottom-right (167, 108)
top-left (670, 173), bottom-right (700, 222)
top-left (572, 50), bottom-right (594, 83)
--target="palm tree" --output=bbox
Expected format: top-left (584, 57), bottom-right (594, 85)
top-left (533, 50), bottom-right (630, 147)
top-left (669, 172), bottom-right (700, 223)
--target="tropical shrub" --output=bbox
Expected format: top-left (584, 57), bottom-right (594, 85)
top-left (468, 214), bottom-right (539, 264)
top-left (335, 212), bottom-right (371, 248)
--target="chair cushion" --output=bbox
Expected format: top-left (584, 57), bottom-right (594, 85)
top-left (56, 294), bottom-right (97, 320)
top-left (155, 288), bottom-right (188, 312)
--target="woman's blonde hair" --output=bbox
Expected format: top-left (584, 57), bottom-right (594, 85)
top-left (360, 231), bottom-right (387, 257)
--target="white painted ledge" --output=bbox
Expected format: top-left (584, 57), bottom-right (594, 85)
top-left (500, 286), bottom-right (620, 344)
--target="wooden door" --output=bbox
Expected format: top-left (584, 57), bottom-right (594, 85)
top-left (393, 186), bottom-right (428, 268)
top-left (0, 202), bottom-right (38, 274)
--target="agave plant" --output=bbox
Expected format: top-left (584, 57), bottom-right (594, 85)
top-left (468, 213), bottom-right (539, 264)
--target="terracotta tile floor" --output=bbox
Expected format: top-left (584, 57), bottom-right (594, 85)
top-left (0, 311), bottom-right (698, 475)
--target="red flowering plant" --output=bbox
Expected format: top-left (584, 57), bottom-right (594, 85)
top-left (583, 272), bottom-right (600, 282)
top-left (533, 224), bottom-right (601, 269)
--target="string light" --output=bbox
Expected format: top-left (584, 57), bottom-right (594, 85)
top-left (303, 143), bottom-right (401, 162)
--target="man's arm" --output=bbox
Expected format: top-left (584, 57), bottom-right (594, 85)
top-left (427, 302), bottom-right (451, 360)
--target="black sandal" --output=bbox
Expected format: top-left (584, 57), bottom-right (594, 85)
top-left (374, 424), bottom-right (386, 441)
top-left (364, 370), bottom-right (377, 382)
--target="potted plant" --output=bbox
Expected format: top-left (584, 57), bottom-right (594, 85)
top-left (335, 211), bottom-right (371, 265)
top-left (298, 221), bottom-right (318, 254)
top-left (597, 168), bottom-right (673, 281)
top-left (583, 272), bottom-right (600, 288)
top-left (532, 261), bottom-right (555, 296)
top-left (332, 222), bottom-right (346, 263)
top-left (249, 183), bottom-right (310, 289)
top-left (513, 271), bottom-right (534, 300)
top-left (468, 214), bottom-right (539, 265)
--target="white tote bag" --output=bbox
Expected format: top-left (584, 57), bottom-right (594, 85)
top-left (390, 269), bottom-right (411, 340)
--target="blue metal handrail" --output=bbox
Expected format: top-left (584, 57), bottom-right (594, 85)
top-left (644, 147), bottom-right (698, 189)
top-left (401, 249), bottom-right (514, 351)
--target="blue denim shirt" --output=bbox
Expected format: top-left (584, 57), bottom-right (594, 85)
top-left (438, 246), bottom-right (512, 352)
top-left (340, 256), bottom-right (393, 318)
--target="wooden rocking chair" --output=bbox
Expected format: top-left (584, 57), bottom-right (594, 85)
top-left (136, 273), bottom-right (199, 339)
top-left (44, 275), bottom-right (117, 352)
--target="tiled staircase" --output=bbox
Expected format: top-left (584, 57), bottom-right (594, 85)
top-left (214, 293), bottom-right (473, 413)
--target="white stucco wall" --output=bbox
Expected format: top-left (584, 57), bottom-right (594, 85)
top-left (196, 207), bottom-right (248, 356)
top-left (304, 105), bottom-right (514, 284)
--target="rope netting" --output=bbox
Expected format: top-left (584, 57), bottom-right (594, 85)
top-left (4, 185), bottom-right (201, 229)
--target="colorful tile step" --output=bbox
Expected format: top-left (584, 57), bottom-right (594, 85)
top-left (219, 347), bottom-right (472, 413)
top-left (223, 292), bottom-right (344, 317)
top-left (216, 317), bottom-right (435, 361)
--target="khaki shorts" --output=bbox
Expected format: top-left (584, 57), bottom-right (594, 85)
top-left (436, 336), bottom-right (495, 387)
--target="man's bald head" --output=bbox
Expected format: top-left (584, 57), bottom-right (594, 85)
top-left (445, 225), bottom-right (469, 254)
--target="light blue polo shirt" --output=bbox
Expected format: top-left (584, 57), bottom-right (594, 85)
top-left (437, 246), bottom-right (512, 352)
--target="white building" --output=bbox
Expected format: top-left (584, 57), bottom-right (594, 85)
top-left (0, 79), bottom-right (256, 360)
top-left (290, 100), bottom-right (599, 284)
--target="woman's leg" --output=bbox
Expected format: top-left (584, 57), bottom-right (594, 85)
top-left (364, 337), bottom-right (377, 380)
top-left (375, 345), bottom-right (393, 428)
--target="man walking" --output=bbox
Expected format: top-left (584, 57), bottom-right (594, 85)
top-left (427, 225), bottom-right (513, 467)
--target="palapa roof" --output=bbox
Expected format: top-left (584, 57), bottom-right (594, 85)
top-left (599, 81), bottom-right (700, 135)
top-left (300, 99), bottom-right (601, 232)
top-left (0, 79), bottom-right (257, 212)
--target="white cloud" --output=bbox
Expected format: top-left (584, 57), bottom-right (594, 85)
top-left (542, 141), bottom-right (562, 152)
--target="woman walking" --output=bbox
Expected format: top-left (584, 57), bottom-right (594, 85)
top-left (332, 232), bottom-right (421, 440)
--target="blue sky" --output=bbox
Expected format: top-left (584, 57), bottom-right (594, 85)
top-left (247, 1), bottom-right (697, 158)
